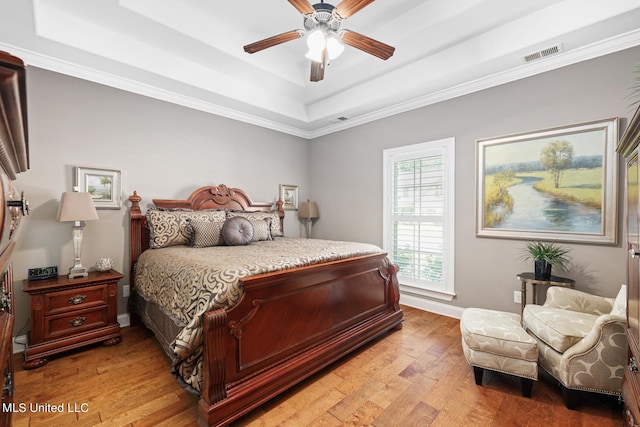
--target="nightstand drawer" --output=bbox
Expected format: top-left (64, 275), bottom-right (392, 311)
top-left (44, 285), bottom-right (108, 316)
top-left (45, 307), bottom-right (108, 340)
top-left (23, 270), bottom-right (123, 369)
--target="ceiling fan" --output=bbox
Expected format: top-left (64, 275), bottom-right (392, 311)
top-left (243, 0), bottom-right (395, 82)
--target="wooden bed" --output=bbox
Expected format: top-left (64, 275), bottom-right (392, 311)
top-left (128, 184), bottom-right (403, 427)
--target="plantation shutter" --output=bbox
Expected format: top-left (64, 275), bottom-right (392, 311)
top-left (383, 138), bottom-right (455, 298)
top-left (393, 155), bottom-right (444, 285)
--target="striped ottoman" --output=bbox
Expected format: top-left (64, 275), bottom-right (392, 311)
top-left (460, 308), bottom-right (538, 397)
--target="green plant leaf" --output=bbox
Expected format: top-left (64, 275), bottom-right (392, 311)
top-left (520, 241), bottom-right (571, 271)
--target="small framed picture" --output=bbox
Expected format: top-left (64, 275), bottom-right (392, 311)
top-left (279, 184), bottom-right (298, 210)
top-left (75, 166), bottom-right (122, 209)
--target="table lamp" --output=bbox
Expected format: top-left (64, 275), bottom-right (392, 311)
top-left (299, 200), bottom-right (319, 238)
top-left (56, 191), bottom-right (99, 278)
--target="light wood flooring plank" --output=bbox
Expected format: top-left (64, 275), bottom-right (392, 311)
top-left (12, 306), bottom-right (622, 426)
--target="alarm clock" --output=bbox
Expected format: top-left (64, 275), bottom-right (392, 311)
top-left (28, 266), bottom-right (58, 281)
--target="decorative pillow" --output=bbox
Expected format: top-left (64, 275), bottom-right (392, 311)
top-left (146, 209), bottom-right (226, 249)
top-left (251, 218), bottom-right (272, 242)
top-left (187, 219), bottom-right (224, 248)
top-left (222, 216), bottom-right (254, 246)
top-left (228, 211), bottom-right (283, 237)
top-left (611, 284), bottom-right (627, 318)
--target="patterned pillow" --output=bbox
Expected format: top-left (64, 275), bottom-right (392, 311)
top-left (222, 216), bottom-right (254, 246)
top-left (187, 219), bottom-right (224, 248)
top-left (251, 218), bottom-right (272, 242)
top-left (147, 209), bottom-right (226, 248)
top-left (228, 211), bottom-right (283, 237)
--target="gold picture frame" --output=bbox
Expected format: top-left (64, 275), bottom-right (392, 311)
top-left (476, 118), bottom-right (618, 244)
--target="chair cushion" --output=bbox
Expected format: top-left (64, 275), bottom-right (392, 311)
top-left (460, 308), bottom-right (537, 362)
top-left (543, 287), bottom-right (613, 315)
top-left (523, 304), bottom-right (598, 353)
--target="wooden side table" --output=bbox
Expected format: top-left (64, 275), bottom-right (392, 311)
top-left (22, 269), bottom-right (122, 369)
top-left (516, 272), bottom-right (575, 317)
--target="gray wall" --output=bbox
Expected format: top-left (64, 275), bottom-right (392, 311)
top-left (11, 68), bottom-right (309, 336)
top-left (309, 46), bottom-right (640, 315)
top-left (9, 46), bottom-right (639, 335)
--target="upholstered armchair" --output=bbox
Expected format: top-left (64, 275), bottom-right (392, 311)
top-left (522, 285), bottom-right (627, 408)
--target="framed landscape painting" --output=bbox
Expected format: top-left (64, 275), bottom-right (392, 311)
top-left (476, 118), bottom-right (618, 244)
top-left (279, 184), bottom-right (298, 210)
top-left (75, 166), bottom-right (122, 209)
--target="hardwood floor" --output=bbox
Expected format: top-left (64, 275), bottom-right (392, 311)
top-left (11, 306), bottom-right (622, 426)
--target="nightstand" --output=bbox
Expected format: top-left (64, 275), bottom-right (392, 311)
top-left (22, 269), bottom-right (123, 369)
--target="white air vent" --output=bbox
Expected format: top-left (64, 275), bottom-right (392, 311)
top-left (330, 116), bottom-right (349, 123)
top-left (522, 44), bottom-right (563, 63)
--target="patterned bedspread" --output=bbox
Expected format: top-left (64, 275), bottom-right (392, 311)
top-left (134, 237), bottom-right (383, 392)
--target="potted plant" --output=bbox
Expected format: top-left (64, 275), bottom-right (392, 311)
top-left (520, 241), bottom-right (571, 280)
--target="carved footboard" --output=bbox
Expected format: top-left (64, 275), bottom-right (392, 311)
top-left (127, 188), bottom-right (402, 427)
top-left (198, 253), bottom-right (403, 427)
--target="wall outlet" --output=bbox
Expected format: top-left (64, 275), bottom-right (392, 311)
top-left (513, 290), bottom-right (522, 304)
top-left (122, 284), bottom-right (130, 298)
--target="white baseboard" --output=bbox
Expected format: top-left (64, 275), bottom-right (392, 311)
top-left (13, 335), bottom-right (26, 354)
top-left (400, 293), bottom-right (464, 319)
top-left (12, 313), bottom-right (132, 354)
top-left (117, 313), bottom-right (131, 328)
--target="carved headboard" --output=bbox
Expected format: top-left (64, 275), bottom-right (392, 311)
top-left (128, 184), bottom-right (285, 285)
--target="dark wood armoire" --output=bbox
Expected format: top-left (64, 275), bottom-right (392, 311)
top-left (620, 104), bottom-right (640, 427)
top-left (0, 51), bottom-right (30, 427)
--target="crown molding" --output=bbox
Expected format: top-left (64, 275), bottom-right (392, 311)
top-left (3, 27), bottom-right (640, 140)
top-left (0, 43), bottom-right (313, 139)
top-left (308, 28), bottom-right (640, 138)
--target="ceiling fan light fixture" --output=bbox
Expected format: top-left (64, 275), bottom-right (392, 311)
top-left (326, 35), bottom-right (344, 60)
top-left (306, 29), bottom-right (326, 51)
top-left (305, 30), bottom-right (325, 63)
top-left (306, 29), bottom-right (344, 63)
top-left (305, 47), bottom-right (324, 63)
top-left (244, 0), bottom-right (393, 82)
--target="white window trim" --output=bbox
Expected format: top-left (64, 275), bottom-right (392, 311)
top-left (383, 138), bottom-right (455, 302)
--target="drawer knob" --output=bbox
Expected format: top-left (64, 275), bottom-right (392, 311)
top-left (69, 317), bottom-right (87, 327)
top-left (68, 295), bottom-right (87, 305)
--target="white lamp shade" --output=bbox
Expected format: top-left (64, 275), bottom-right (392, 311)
top-left (299, 201), bottom-right (319, 219)
top-left (306, 30), bottom-right (326, 51)
top-left (56, 192), bottom-right (99, 222)
top-left (305, 30), bottom-right (327, 63)
top-left (305, 48), bottom-right (324, 63)
top-left (326, 36), bottom-right (344, 60)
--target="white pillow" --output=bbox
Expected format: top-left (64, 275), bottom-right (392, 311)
top-left (611, 284), bottom-right (627, 318)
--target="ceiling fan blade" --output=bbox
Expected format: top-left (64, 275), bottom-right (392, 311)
top-left (244, 30), bottom-right (304, 54)
top-left (335, 0), bottom-right (375, 19)
top-left (341, 30), bottom-right (395, 60)
top-left (288, 0), bottom-right (314, 15)
top-left (310, 50), bottom-right (326, 82)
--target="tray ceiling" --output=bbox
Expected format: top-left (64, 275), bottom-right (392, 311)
top-left (1, 0), bottom-right (640, 138)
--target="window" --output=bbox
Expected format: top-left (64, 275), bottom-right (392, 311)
top-left (383, 138), bottom-right (455, 300)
